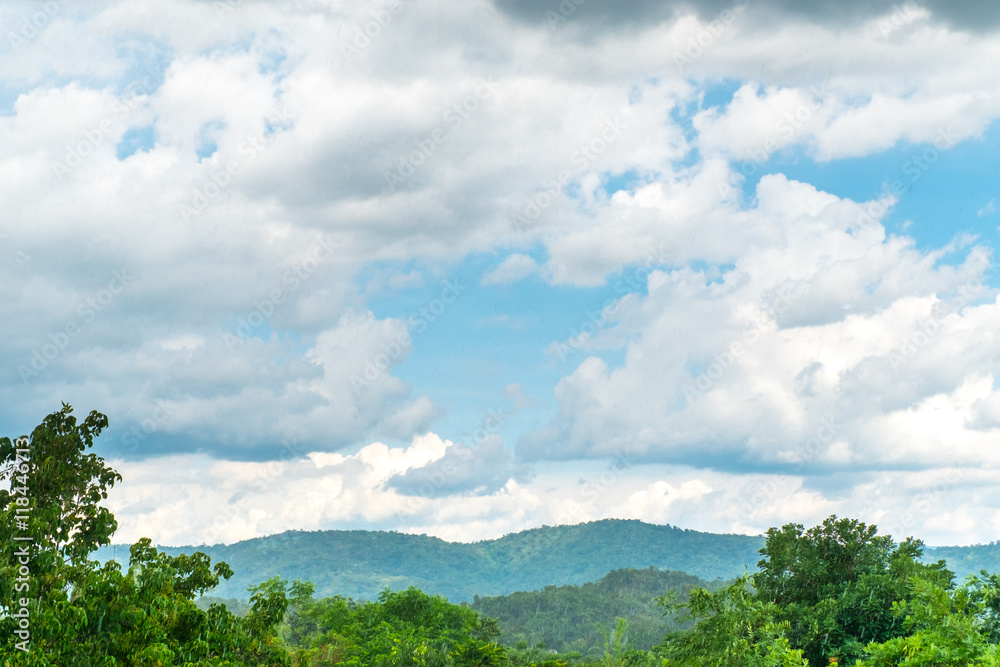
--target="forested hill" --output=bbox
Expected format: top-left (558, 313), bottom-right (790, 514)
top-left (93, 519), bottom-right (1000, 602)
top-left (924, 541), bottom-right (1000, 578)
top-left (470, 567), bottom-right (717, 657)
top-left (95, 519), bottom-right (764, 601)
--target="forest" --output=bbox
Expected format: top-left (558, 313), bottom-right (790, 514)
top-left (92, 515), bottom-right (1000, 603)
top-left (3, 406), bottom-right (1000, 666)
top-left (94, 517), bottom-right (768, 602)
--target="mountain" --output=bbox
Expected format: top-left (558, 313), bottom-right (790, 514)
top-left (94, 519), bottom-right (764, 602)
top-left (925, 542), bottom-right (1000, 579)
top-left (93, 519), bottom-right (1000, 603)
top-left (469, 566), bottom-right (717, 657)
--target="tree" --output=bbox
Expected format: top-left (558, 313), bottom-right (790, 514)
top-left (657, 575), bottom-right (809, 667)
top-left (600, 617), bottom-right (630, 667)
top-left (753, 516), bottom-right (954, 666)
top-left (282, 586), bottom-right (507, 667)
top-left (856, 576), bottom-right (1000, 666)
top-left (0, 404), bottom-right (291, 665)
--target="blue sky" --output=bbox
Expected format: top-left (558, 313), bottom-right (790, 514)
top-left (3, 0), bottom-right (1000, 547)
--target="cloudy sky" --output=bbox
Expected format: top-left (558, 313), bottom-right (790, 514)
top-left (3, 0), bottom-right (1000, 548)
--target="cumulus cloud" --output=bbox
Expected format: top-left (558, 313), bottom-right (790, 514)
top-left (491, 0), bottom-right (1000, 33)
top-left (482, 254), bottom-right (540, 284)
top-left (386, 435), bottom-right (526, 497)
top-left (3, 0), bottom-right (1000, 549)
top-left (105, 443), bottom-right (1000, 547)
top-left (521, 174), bottom-right (1000, 477)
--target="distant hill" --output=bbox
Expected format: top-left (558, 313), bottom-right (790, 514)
top-left (470, 566), bottom-right (717, 657)
top-left (925, 542), bottom-right (1000, 579)
top-left (95, 519), bottom-right (764, 602)
top-left (93, 519), bottom-right (1000, 603)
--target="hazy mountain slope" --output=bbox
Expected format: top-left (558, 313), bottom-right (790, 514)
top-left (470, 566), bottom-right (717, 656)
top-left (93, 519), bottom-right (1000, 602)
top-left (95, 519), bottom-right (764, 601)
top-left (925, 542), bottom-right (1000, 579)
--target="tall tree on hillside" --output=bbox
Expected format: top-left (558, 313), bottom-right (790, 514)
top-left (282, 585), bottom-right (508, 667)
top-left (0, 404), bottom-right (291, 665)
top-left (753, 516), bottom-right (954, 666)
top-left (657, 575), bottom-right (808, 666)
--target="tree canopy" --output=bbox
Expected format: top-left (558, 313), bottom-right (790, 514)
top-left (752, 516), bottom-right (954, 665)
top-left (0, 404), bottom-right (290, 665)
top-left (3, 406), bottom-right (999, 667)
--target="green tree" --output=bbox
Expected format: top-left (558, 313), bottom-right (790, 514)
top-left (0, 404), bottom-right (291, 665)
top-left (657, 575), bottom-right (808, 667)
top-left (600, 617), bottom-right (630, 667)
top-left (283, 585), bottom-right (507, 667)
top-left (856, 576), bottom-right (1000, 666)
top-left (470, 567), bottom-right (711, 655)
top-left (752, 516), bottom-right (953, 666)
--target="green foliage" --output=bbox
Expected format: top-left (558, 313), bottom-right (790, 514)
top-left (968, 570), bottom-right (1000, 644)
top-left (657, 575), bottom-right (808, 667)
top-left (96, 520), bottom-right (765, 603)
top-left (856, 575), bottom-right (1000, 666)
top-left (5, 407), bottom-right (999, 667)
top-left (282, 585), bottom-right (507, 667)
top-left (470, 567), bottom-right (715, 655)
top-left (196, 595), bottom-right (253, 617)
top-left (599, 617), bottom-right (630, 667)
top-left (0, 404), bottom-right (290, 665)
top-left (923, 543), bottom-right (1000, 581)
top-left (753, 516), bottom-right (954, 666)
top-left (0, 405), bottom-right (120, 599)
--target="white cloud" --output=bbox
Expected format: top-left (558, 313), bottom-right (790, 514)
top-left (523, 174), bottom-right (1000, 477)
top-left (4, 0), bottom-right (1000, 549)
top-left (105, 444), bottom-right (999, 548)
top-left (482, 253), bottom-right (539, 284)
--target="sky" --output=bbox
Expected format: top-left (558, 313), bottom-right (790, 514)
top-left (2, 0), bottom-right (1000, 548)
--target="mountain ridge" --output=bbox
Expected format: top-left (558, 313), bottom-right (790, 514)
top-left (93, 519), bottom-right (1000, 602)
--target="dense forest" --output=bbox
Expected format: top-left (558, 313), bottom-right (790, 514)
top-left (469, 568), bottom-right (717, 656)
top-left (95, 519), bottom-right (767, 602)
top-left (93, 522), bottom-right (1000, 603)
top-left (196, 567), bottom-right (716, 658)
top-left (5, 406), bottom-right (1000, 666)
